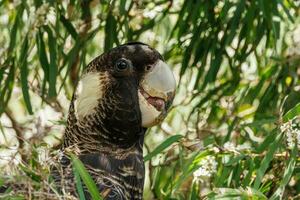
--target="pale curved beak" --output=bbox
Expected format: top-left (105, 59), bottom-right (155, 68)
top-left (138, 60), bottom-right (176, 127)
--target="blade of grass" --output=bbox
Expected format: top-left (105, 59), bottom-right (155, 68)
top-left (104, 10), bottom-right (117, 51)
top-left (277, 0), bottom-right (294, 23)
top-left (224, 154), bottom-right (246, 167)
top-left (71, 154), bottom-right (103, 200)
top-left (58, 39), bottom-right (82, 94)
top-left (253, 132), bottom-right (283, 189)
top-left (204, 49), bottom-right (223, 85)
top-left (19, 35), bottom-right (33, 114)
top-left (241, 159), bottom-right (255, 186)
top-left (169, 0), bottom-right (192, 39)
top-left (255, 128), bottom-right (277, 153)
top-left (0, 63), bottom-right (15, 114)
top-left (189, 181), bottom-right (199, 200)
top-left (282, 103), bottom-right (300, 122)
top-left (36, 31), bottom-right (50, 81)
top-left (44, 26), bottom-right (57, 97)
top-left (269, 145), bottom-right (297, 200)
top-left (19, 164), bottom-right (41, 182)
top-left (224, 0), bottom-right (246, 46)
top-left (8, 4), bottom-right (24, 53)
top-left (179, 21), bottom-right (202, 77)
top-left (144, 134), bottom-right (183, 162)
top-left (215, 163), bottom-right (231, 187)
top-left (213, 187), bottom-right (267, 199)
top-left (60, 14), bottom-right (78, 39)
top-left (173, 150), bottom-right (210, 190)
top-left (36, 30), bottom-right (50, 99)
top-left (73, 166), bottom-right (87, 200)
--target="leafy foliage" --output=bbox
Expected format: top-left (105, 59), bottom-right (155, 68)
top-left (71, 154), bottom-right (103, 200)
top-left (0, 0), bottom-right (300, 199)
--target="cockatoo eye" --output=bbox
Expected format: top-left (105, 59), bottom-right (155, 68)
top-left (115, 59), bottom-right (129, 71)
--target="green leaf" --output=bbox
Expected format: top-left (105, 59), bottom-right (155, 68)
top-left (19, 35), bottom-right (33, 115)
top-left (58, 39), bottom-right (82, 94)
top-left (204, 51), bottom-right (223, 85)
top-left (269, 145), bottom-right (297, 200)
top-left (0, 62), bottom-right (15, 114)
top-left (253, 132), bottom-right (283, 189)
top-left (224, 0), bottom-right (246, 46)
top-left (33, 0), bottom-right (42, 7)
top-left (272, 20), bottom-right (280, 40)
top-left (119, 0), bottom-right (127, 15)
top-left (73, 165), bottom-right (87, 200)
top-left (180, 21), bottom-right (202, 77)
top-left (258, 0), bottom-right (272, 24)
top-left (0, 0), bottom-right (5, 8)
top-left (283, 103), bottom-right (300, 122)
top-left (144, 134), bottom-right (183, 162)
top-left (71, 154), bottom-right (103, 200)
top-left (0, 67), bottom-right (4, 87)
top-left (255, 79), bottom-right (278, 116)
top-left (173, 150), bottom-right (211, 190)
top-left (0, 177), bottom-right (4, 187)
top-left (189, 181), bottom-right (200, 200)
top-left (104, 10), bottom-right (117, 51)
top-left (169, 0), bottom-right (191, 39)
top-left (241, 159), bottom-right (255, 186)
top-left (8, 4), bottom-right (24, 53)
top-left (255, 128), bottom-right (277, 153)
top-left (277, 0), bottom-right (294, 23)
top-left (224, 154), bottom-right (245, 166)
top-left (36, 30), bottom-right (50, 98)
top-left (60, 14), bottom-right (78, 39)
top-left (19, 164), bottom-right (41, 182)
top-left (36, 31), bottom-right (50, 81)
top-left (4, 196), bottom-right (26, 200)
top-left (215, 164), bottom-right (231, 187)
top-left (44, 26), bottom-right (57, 97)
top-left (213, 187), bottom-right (268, 199)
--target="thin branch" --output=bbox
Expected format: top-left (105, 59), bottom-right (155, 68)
top-left (4, 108), bottom-right (24, 149)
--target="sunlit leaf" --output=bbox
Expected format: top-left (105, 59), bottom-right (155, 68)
top-left (71, 154), bottom-right (103, 200)
top-left (283, 103), bottom-right (300, 122)
top-left (253, 132), bottom-right (283, 189)
top-left (19, 35), bottom-right (33, 114)
top-left (144, 135), bottom-right (183, 162)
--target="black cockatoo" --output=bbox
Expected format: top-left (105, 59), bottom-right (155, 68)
top-left (54, 42), bottom-right (176, 199)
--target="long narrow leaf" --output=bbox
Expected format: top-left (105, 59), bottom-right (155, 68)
top-left (253, 132), bottom-right (283, 189)
top-left (73, 166), bottom-right (87, 200)
top-left (283, 103), bottom-right (300, 122)
top-left (8, 4), bottom-right (24, 53)
top-left (71, 154), bottom-right (103, 200)
top-left (44, 26), bottom-right (57, 97)
top-left (144, 135), bottom-right (183, 162)
top-left (19, 35), bottom-right (33, 114)
top-left (60, 15), bottom-right (78, 39)
top-left (104, 10), bottom-right (117, 51)
top-left (269, 145), bottom-right (297, 200)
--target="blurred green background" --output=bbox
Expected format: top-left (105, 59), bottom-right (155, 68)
top-left (0, 0), bottom-right (300, 199)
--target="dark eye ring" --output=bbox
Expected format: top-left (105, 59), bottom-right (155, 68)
top-left (115, 59), bottom-right (129, 71)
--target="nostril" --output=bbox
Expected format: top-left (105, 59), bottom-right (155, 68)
top-left (145, 65), bottom-right (153, 71)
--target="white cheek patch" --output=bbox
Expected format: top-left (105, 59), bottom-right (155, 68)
top-left (74, 72), bottom-right (104, 120)
top-left (138, 91), bottom-right (161, 127)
